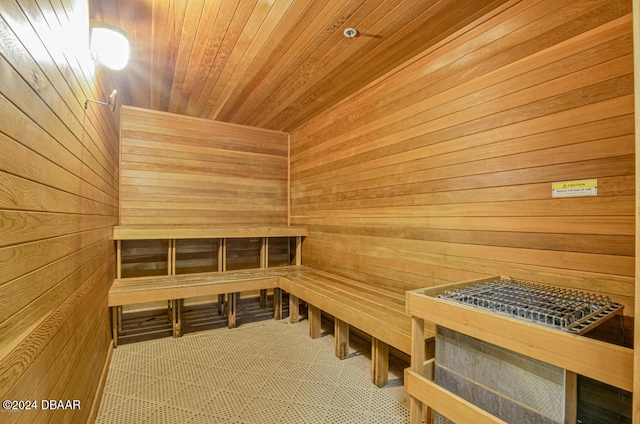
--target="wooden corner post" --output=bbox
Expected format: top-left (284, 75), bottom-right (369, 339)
top-left (410, 316), bottom-right (426, 424)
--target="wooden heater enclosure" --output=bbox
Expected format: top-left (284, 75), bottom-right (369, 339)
top-left (405, 276), bottom-right (633, 423)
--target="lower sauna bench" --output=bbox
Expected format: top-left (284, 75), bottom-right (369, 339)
top-left (108, 265), bottom-right (435, 389)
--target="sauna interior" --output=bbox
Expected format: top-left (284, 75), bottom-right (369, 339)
top-left (1, 0), bottom-right (638, 422)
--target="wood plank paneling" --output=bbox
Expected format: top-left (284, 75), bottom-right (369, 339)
top-left (90, 0), bottom-right (512, 131)
top-left (0, 0), bottom-right (119, 422)
top-left (119, 106), bottom-right (289, 272)
top-left (175, 238), bottom-right (219, 275)
top-left (290, 0), bottom-right (635, 320)
top-left (120, 106), bottom-right (289, 227)
top-left (120, 239), bottom-right (169, 278)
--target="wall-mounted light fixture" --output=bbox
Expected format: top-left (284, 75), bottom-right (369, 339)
top-left (90, 26), bottom-right (130, 70)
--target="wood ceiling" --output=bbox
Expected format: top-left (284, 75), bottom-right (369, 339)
top-left (91, 0), bottom-right (510, 132)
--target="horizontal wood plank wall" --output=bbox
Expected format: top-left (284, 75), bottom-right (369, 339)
top-left (120, 106), bottom-right (289, 227)
top-left (0, 0), bottom-right (119, 422)
top-left (119, 107), bottom-right (289, 272)
top-left (290, 0), bottom-right (635, 317)
top-left (175, 239), bottom-right (219, 275)
top-left (121, 240), bottom-right (170, 278)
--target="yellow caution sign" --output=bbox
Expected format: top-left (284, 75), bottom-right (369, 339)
top-left (552, 179), bottom-right (597, 198)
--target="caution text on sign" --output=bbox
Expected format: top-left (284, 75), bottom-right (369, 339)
top-left (552, 179), bottom-right (597, 198)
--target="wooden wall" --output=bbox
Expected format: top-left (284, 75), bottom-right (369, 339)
top-left (290, 0), bottom-right (635, 316)
top-left (632, 1), bottom-right (640, 419)
top-left (0, 0), bottom-right (119, 422)
top-left (120, 106), bottom-right (289, 226)
top-left (119, 107), bottom-right (290, 277)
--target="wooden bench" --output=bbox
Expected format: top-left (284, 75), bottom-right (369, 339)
top-left (108, 265), bottom-right (435, 386)
top-left (109, 225), bottom-right (434, 387)
top-left (280, 269), bottom-right (435, 387)
top-left (108, 266), bottom-right (313, 346)
top-left (111, 225), bottom-right (307, 347)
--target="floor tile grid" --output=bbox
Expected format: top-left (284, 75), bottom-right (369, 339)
top-left (96, 320), bottom-right (409, 424)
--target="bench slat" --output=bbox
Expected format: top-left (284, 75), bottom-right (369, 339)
top-left (305, 269), bottom-right (406, 302)
top-left (113, 226), bottom-right (308, 240)
top-left (281, 274), bottom-right (411, 329)
top-left (292, 273), bottom-right (406, 311)
top-left (108, 266), bottom-right (312, 306)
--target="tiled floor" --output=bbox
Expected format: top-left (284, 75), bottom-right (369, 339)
top-left (96, 319), bottom-right (410, 423)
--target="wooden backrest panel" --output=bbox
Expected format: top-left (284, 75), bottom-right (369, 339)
top-left (120, 106), bottom-right (289, 226)
top-left (121, 239), bottom-right (170, 278)
top-left (290, 0), bottom-right (635, 316)
top-left (0, 1), bottom-right (118, 421)
top-left (175, 238), bottom-right (220, 275)
top-left (119, 107), bottom-right (290, 273)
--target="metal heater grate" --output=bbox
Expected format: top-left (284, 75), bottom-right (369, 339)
top-left (436, 279), bottom-right (622, 335)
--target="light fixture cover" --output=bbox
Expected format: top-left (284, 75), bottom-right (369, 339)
top-left (90, 27), bottom-right (130, 70)
top-left (344, 28), bottom-right (358, 38)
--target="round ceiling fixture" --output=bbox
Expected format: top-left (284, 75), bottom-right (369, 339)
top-left (90, 27), bottom-right (130, 70)
top-left (343, 28), bottom-right (358, 39)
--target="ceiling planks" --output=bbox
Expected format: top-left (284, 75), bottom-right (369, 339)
top-left (90, 0), bottom-right (511, 132)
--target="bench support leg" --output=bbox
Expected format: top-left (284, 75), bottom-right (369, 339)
top-left (259, 289), bottom-right (267, 309)
top-left (410, 317), bottom-right (426, 424)
top-left (167, 300), bottom-right (172, 322)
top-left (111, 307), bottom-right (118, 348)
top-left (335, 318), bottom-right (349, 359)
top-left (289, 294), bottom-right (300, 323)
top-left (372, 337), bottom-right (389, 388)
top-left (217, 294), bottom-right (225, 315)
top-left (227, 293), bottom-right (237, 329)
top-left (294, 236), bottom-right (302, 265)
top-left (172, 299), bottom-right (182, 337)
top-left (177, 299), bottom-right (182, 336)
top-left (117, 306), bottom-right (123, 333)
top-left (273, 288), bottom-right (282, 320)
top-left (308, 304), bottom-right (321, 339)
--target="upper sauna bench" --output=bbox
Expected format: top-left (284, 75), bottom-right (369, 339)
top-left (112, 225), bottom-right (309, 240)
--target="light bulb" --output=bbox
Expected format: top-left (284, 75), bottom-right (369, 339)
top-left (90, 27), bottom-right (130, 70)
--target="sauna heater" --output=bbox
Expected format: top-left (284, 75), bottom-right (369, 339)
top-left (432, 278), bottom-right (624, 424)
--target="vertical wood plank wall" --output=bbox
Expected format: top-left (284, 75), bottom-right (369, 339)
top-left (290, 0), bottom-right (635, 315)
top-left (0, 1), bottom-right (119, 422)
top-left (120, 106), bottom-right (289, 226)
